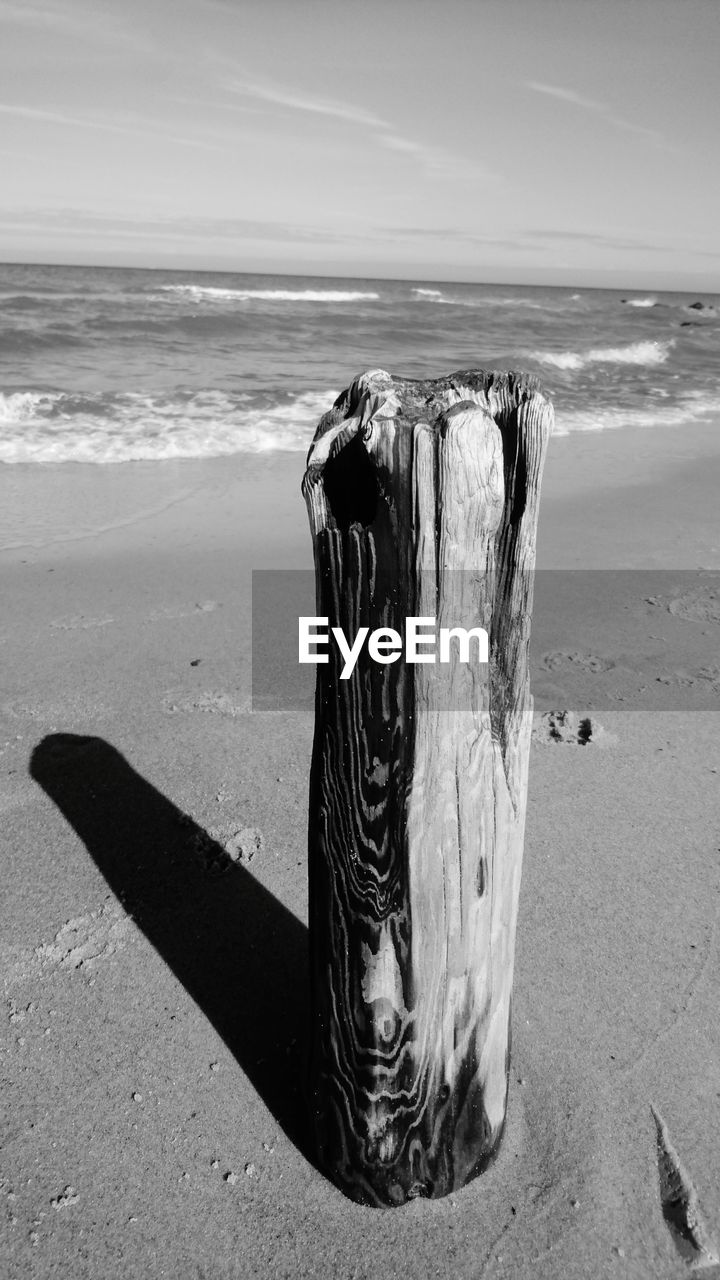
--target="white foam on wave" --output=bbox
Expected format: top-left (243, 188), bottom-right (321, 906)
top-left (0, 388), bottom-right (337, 464)
top-left (412, 288), bottom-right (443, 298)
top-left (554, 389), bottom-right (720, 436)
top-left (4, 376), bottom-right (718, 462)
top-left (531, 339), bottom-right (673, 371)
top-left (0, 390), bottom-right (48, 423)
top-left (158, 285), bottom-right (380, 303)
top-left (435, 295), bottom-right (544, 309)
top-left (622, 296), bottom-right (657, 307)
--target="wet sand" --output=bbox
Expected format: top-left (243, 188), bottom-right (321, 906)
top-left (1, 421), bottom-right (719, 1278)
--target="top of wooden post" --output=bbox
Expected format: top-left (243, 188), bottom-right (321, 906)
top-left (302, 367), bottom-right (552, 539)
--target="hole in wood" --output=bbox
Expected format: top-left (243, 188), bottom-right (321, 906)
top-left (322, 432), bottom-right (379, 531)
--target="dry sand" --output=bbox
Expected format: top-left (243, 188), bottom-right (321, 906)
top-left (1, 421), bottom-right (719, 1279)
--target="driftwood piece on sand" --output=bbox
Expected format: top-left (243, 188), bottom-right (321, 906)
top-left (302, 368), bottom-right (552, 1206)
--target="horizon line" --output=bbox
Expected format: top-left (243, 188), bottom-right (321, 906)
top-left (0, 258), bottom-right (717, 296)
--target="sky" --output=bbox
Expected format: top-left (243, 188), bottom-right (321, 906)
top-left (1, 0), bottom-right (719, 286)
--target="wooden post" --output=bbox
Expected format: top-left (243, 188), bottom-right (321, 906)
top-left (302, 368), bottom-right (552, 1207)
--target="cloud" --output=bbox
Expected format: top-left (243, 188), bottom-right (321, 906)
top-left (378, 133), bottom-right (491, 182)
top-left (376, 226), bottom-right (534, 252)
top-left (525, 227), bottom-right (668, 253)
top-left (0, 0), bottom-right (85, 26)
top-left (226, 79), bottom-right (388, 129)
top-left (526, 82), bottom-right (606, 113)
top-left (164, 93), bottom-right (263, 117)
top-left (0, 0), bottom-right (151, 51)
top-left (525, 80), bottom-right (666, 146)
top-left (390, 224), bottom-right (719, 259)
top-left (381, 135), bottom-right (422, 154)
top-left (0, 102), bottom-right (226, 152)
top-left (0, 207), bottom-right (367, 245)
top-left (223, 75), bottom-right (496, 184)
top-left (5, 209), bottom-right (716, 262)
top-left (381, 224), bottom-right (674, 256)
top-left (0, 207), bottom-right (526, 251)
top-left (0, 1), bottom-right (57, 23)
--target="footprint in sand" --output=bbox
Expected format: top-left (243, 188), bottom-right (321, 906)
top-left (164, 691), bottom-right (249, 717)
top-left (532, 710), bottom-right (617, 747)
top-left (179, 817), bottom-right (265, 875)
top-left (50, 615), bottom-right (114, 631)
top-left (656, 666), bottom-right (720, 694)
top-left (540, 651), bottom-right (615, 674)
top-left (647, 585), bottom-right (720, 624)
top-left (224, 826), bottom-right (264, 865)
top-left (34, 902), bottom-right (131, 975)
top-left (149, 600), bottom-right (222, 622)
top-left (51, 1186), bottom-right (80, 1211)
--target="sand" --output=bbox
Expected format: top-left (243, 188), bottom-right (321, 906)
top-left (1, 421), bottom-right (719, 1279)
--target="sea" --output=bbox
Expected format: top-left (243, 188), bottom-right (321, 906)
top-left (1, 262), bottom-right (719, 465)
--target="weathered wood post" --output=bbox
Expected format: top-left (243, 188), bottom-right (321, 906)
top-left (302, 368), bottom-right (552, 1206)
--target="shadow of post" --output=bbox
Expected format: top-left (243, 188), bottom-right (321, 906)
top-left (30, 733), bottom-right (312, 1160)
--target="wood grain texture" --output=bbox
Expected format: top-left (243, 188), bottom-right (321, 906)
top-left (302, 369), bottom-right (552, 1206)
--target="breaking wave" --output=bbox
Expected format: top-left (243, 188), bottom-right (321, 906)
top-left (554, 389), bottom-right (720, 436)
top-left (158, 285), bottom-right (380, 303)
top-left (530, 340), bottom-right (673, 370)
top-left (0, 388), bottom-right (337, 464)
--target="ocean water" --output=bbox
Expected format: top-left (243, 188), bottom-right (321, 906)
top-left (1, 262), bottom-right (719, 465)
